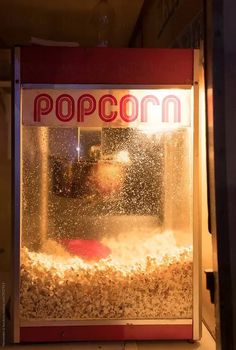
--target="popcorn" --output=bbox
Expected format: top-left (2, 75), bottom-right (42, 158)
top-left (20, 232), bottom-right (193, 320)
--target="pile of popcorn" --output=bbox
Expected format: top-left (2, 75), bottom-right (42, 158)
top-left (20, 231), bottom-right (193, 320)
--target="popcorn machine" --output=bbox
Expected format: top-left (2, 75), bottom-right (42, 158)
top-left (12, 47), bottom-right (201, 342)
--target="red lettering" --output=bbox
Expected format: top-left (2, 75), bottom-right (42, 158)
top-left (120, 94), bottom-right (138, 123)
top-left (34, 94), bottom-right (53, 122)
top-left (141, 95), bottom-right (160, 122)
top-left (162, 95), bottom-right (181, 123)
top-left (56, 94), bottom-right (74, 122)
top-left (77, 94), bottom-right (96, 122)
top-left (32, 92), bottom-right (184, 126)
top-left (99, 94), bottom-right (117, 122)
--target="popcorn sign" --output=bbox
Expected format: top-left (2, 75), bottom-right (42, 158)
top-left (22, 88), bottom-right (192, 128)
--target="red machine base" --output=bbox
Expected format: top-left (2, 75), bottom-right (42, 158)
top-left (20, 324), bottom-right (193, 342)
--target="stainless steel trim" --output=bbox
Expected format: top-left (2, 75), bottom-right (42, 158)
top-left (20, 318), bottom-right (192, 327)
top-left (192, 49), bottom-right (202, 341)
top-left (12, 47), bottom-right (21, 343)
top-left (21, 83), bottom-right (193, 90)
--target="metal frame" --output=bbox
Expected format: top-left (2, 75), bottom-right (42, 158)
top-left (12, 48), bottom-right (21, 343)
top-left (22, 83), bottom-right (193, 90)
top-left (21, 318), bottom-right (192, 327)
top-left (192, 49), bottom-right (202, 341)
top-left (13, 47), bottom-right (201, 342)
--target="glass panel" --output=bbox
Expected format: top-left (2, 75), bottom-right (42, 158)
top-left (20, 88), bottom-right (193, 321)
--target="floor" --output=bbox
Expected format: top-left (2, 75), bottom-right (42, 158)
top-left (5, 324), bottom-right (215, 350)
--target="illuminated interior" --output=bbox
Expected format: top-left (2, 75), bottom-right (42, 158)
top-left (20, 88), bottom-right (193, 321)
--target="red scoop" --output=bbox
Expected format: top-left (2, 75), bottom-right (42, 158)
top-left (61, 239), bottom-right (111, 261)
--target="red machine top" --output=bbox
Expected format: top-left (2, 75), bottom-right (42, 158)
top-left (19, 47), bottom-right (194, 85)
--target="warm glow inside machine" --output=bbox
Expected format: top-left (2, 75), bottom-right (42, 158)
top-left (12, 47), bottom-right (202, 343)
